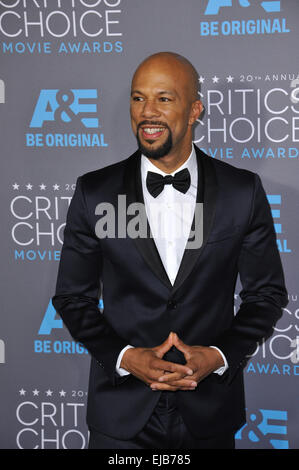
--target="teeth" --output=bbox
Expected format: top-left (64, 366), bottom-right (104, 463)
top-left (143, 127), bottom-right (164, 134)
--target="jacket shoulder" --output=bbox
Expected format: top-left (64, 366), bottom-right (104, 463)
top-left (207, 152), bottom-right (255, 178)
top-left (77, 150), bottom-right (139, 194)
top-left (80, 157), bottom-right (128, 185)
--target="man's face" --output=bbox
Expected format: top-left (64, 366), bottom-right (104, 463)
top-left (130, 58), bottom-right (200, 160)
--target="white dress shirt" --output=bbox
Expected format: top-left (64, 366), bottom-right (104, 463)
top-left (116, 145), bottom-right (228, 376)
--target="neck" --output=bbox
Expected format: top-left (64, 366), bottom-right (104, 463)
top-left (147, 142), bottom-right (193, 174)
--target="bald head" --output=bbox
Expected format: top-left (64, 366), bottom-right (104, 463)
top-left (132, 52), bottom-right (200, 101)
top-left (130, 51), bottom-right (203, 169)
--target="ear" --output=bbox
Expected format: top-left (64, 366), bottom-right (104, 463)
top-left (188, 99), bottom-right (203, 126)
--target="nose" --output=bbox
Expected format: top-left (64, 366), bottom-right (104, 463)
top-left (141, 99), bottom-right (160, 118)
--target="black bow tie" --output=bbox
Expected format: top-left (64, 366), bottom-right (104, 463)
top-left (146, 168), bottom-right (191, 198)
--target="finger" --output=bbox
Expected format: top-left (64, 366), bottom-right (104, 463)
top-left (156, 361), bottom-right (200, 386)
top-left (158, 371), bottom-right (197, 383)
top-left (169, 378), bottom-right (198, 388)
top-left (152, 358), bottom-right (193, 376)
top-left (172, 337), bottom-right (192, 361)
top-left (151, 379), bottom-right (197, 391)
top-left (184, 359), bottom-right (198, 374)
top-left (172, 334), bottom-right (190, 354)
top-left (158, 371), bottom-right (184, 382)
top-left (154, 332), bottom-right (175, 358)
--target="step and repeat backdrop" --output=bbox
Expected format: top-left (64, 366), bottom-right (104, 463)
top-left (0, 0), bottom-right (298, 449)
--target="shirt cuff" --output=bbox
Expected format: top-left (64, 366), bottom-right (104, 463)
top-left (209, 346), bottom-right (228, 375)
top-left (116, 345), bottom-right (134, 376)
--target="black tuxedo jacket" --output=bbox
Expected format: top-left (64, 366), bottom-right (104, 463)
top-left (52, 145), bottom-right (288, 440)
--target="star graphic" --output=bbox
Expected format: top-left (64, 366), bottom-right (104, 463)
top-left (39, 183), bottom-right (46, 190)
top-left (212, 76), bottom-right (219, 83)
top-left (226, 75), bottom-right (234, 83)
top-left (45, 389), bottom-right (53, 396)
top-left (198, 76), bottom-right (205, 84)
top-left (26, 183), bottom-right (33, 190)
top-left (12, 183), bottom-right (19, 190)
top-left (59, 390), bottom-right (66, 397)
top-left (19, 389), bottom-right (26, 396)
top-left (33, 389), bottom-right (39, 396)
top-left (53, 184), bottom-right (60, 191)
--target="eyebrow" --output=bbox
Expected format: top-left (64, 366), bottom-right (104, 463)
top-left (131, 89), bottom-right (177, 97)
top-left (157, 90), bottom-right (176, 96)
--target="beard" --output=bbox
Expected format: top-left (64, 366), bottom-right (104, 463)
top-left (136, 122), bottom-right (173, 160)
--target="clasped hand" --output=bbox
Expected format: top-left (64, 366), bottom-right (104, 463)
top-left (120, 332), bottom-right (224, 391)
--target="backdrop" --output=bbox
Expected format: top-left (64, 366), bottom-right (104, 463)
top-left (0, 0), bottom-right (298, 449)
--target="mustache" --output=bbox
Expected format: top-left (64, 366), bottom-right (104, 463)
top-left (137, 121), bottom-right (170, 131)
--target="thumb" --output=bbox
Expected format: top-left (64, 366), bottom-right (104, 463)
top-left (172, 333), bottom-right (191, 357)
top-left (154, 331), bottom-right (175, 358)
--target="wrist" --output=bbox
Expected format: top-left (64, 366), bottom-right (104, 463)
top-left (120, 346), bottom-right (136, 372)
top-left (208, 346), bottom-right (225, 370)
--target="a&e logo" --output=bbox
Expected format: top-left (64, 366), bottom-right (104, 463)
top-left (26, 89), bottom-right (108, 148)
top-left (205, 0), bottom-right (281, 15)
top-left (235, 409), bottom-right (289, 448)
top-left (30, 89), bottom-right (98, 129)
top-left (201, 0), bottom-right (288, 37)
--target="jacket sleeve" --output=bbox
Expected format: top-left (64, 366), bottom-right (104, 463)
top-left (214, 173), bottom-right (288, 384)
top-left (52, 176), bottom-right (129, 386)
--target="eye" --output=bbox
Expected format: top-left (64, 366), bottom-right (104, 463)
top-left (132, 96), bottom-right (144, 102)
top-left (159, 97), bottom-right (171, 102)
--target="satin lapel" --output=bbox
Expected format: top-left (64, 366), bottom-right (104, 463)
top-left (171, 146), bottom-right (218, 296)
top-left (124, 151), bottom-right (173, 290)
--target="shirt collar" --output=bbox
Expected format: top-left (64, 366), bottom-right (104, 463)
top-left (141, 144), bottom-right (197, 180)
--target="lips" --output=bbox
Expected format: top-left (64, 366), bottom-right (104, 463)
top-left (141, 127), bottom-right (166, 140)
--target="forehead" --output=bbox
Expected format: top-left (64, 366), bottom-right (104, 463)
top-left (131, 59), bottom-right (190, 96)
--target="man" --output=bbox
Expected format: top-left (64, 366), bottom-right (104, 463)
top-left (52, 52), bottom-right (288, 449)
